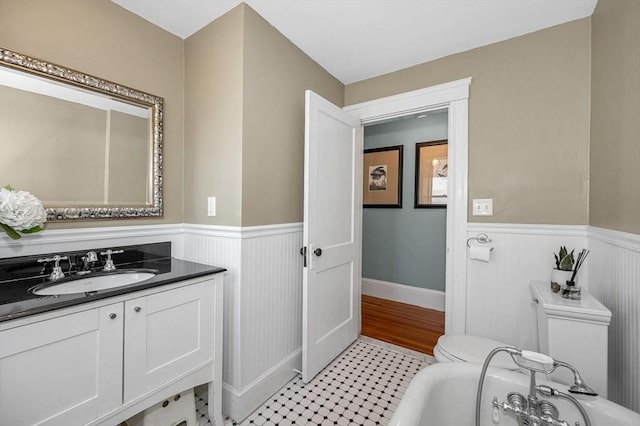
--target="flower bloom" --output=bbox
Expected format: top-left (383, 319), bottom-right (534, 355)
top-left (0, 187), bottom-right (47, 231)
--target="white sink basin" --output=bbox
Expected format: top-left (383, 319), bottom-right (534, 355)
top-left (33, 270), bottom-right (157, 295)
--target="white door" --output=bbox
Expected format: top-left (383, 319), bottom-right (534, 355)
top-left (302, 90), bottom-right (362, 382)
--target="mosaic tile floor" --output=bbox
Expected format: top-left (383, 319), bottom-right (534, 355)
top-left (196, 338), bottom-right (432, 426)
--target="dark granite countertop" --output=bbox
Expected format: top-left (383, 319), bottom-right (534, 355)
top-left (0, 242), bottom-right (225, 323)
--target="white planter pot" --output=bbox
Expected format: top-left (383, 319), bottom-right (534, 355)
top-left (550, 269), bottom-right (573, 292)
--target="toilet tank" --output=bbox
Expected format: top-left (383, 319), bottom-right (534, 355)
top-left (530, 281), bottom-right (612, 397)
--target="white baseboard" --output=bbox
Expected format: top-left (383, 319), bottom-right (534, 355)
top-left (362, 278), bottom-right (445, 312)
top-left (222, 349), bottom-right (301, 422)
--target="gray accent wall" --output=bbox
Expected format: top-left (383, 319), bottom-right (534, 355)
top-left (363, 112), bottom-right (448, 291)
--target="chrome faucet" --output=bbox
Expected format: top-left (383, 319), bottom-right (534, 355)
top-left (100, 249), bottom-right (124, 272)
top-left (77, 251), bottom-right (98, 275)
top-left (476, 347), bottom-right (594, 426)
top-left (37, 255), bottom-right (68, 281)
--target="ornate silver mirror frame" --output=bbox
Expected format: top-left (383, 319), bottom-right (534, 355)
top-left (0, 47), bottom-right (163, 220)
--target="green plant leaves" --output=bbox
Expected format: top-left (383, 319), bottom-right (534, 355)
top-left (20, 226), bottom-right (43, 234)
top-left (0, 223), bottom-right (21, 240)
top-left (554, 246), bottom-right (575, 271)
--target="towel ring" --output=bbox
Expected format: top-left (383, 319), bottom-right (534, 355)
top-left (467, 233), bottom-right (493, 248)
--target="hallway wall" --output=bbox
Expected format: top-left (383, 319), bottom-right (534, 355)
top-left (363, 113), bottom-right (447, 292)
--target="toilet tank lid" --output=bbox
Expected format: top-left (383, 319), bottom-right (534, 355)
top-left (437, 335), bottom-right (518, 370)
top-left (530, 281), bottom-right (612, 325)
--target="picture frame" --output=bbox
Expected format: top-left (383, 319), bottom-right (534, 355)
top-left (415, 140), bottom-right (448, 208)
top-left (363, 145), bottom-right (403, 208)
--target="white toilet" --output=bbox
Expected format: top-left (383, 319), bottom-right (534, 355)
top-left (434, 334), bottom-right (519, 370)
top-left (432, 281), bottom-right (612, 396)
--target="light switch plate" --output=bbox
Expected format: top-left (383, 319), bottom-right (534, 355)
top-left (472, 198), bottom-right (493, 216)
top-left (207, 197), bottom-right (216, 217)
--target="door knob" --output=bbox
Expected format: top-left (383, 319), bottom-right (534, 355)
top-left (314, 248), bottom-right (323, 256)
top-left (134, 306), bottom-right (142, 312)
top-left (109, 313), bottom-right (117, 319)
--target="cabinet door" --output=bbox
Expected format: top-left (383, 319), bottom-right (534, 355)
top-left (0, 304), bottom-right (123, 426)
top-left (124, 280), bottom-right (214, 402)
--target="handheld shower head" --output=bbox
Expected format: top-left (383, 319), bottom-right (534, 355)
top-left (569, 373), bottom-right (598, 396)
top-left (554, 360), bottom-right (598, 396)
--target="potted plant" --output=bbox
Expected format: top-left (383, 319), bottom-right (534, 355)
top-left (550, 246), bottom-right (574, 293)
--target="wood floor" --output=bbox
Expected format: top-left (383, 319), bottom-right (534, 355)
top-left (361, 295), bottom-right (445, 356)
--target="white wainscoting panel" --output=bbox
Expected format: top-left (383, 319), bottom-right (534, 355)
top-left (361, 278), bottom-right (444, 311)
top-left (587, 226), bottom-right (640, 413)
top-left (240, 231), bottom-right (303, 387)
top-left (181, 226), bottom-right (243, 390)
top-left (4, 221), bottom-right (637, 414)
top-left (465, 224), bottom-right (588, 351)
top-left (182, 223), bottom-right (303, 421)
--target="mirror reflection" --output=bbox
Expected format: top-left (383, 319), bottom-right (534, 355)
top-left (0, 48), bottom-right (163, 220)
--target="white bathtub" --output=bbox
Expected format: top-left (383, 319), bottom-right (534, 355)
top-left (389, 362), bottom-right (640, 426)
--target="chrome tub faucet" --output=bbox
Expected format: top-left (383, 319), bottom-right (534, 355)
top-left (477, 347), bottom-right (595, 426)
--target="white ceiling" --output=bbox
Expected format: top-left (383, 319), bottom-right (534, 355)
top-left (111, 0), bottom-right (598, 84)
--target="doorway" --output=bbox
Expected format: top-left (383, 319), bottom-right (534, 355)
top-left (302, 78), bottom-right (470, 380)
top-left (360, 112), bottom-right (448, 354)
top-left (344, 78), bottom-right (471, 336)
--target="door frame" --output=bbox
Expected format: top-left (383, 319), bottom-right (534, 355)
top-left (344, 78), bottom-right (471, 334)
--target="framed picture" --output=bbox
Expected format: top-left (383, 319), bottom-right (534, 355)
top-left (363, 145), bottom-right (403, 208)
top-left (415, 140), bottom-right (448, 208)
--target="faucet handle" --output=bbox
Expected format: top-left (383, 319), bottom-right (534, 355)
top-left (100, 249), bottom-right (124, 272)
top-left (37, 255), bottom-right (68, 264)
top-left (37, 255), bottom-right (68, 281)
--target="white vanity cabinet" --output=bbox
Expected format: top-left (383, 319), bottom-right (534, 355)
top-left (0, 273), bottom-right (223, 426)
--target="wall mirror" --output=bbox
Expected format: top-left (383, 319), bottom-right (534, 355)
top-left (0, 47), bottom-right (163, 220)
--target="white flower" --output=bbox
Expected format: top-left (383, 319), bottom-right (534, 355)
top-left (0, 187), bottom-right (47, 231)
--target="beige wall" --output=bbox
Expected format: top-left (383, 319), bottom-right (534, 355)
top-left (590, 0), bottom-right (640, 235)
top-left (184, 5), bottom-right (245, 226)
top-left (183, 4), bottom-right (343, 227)
top-left (346, 19), bottom-right (592, 225)
top-left (3, 2), bottom-right (617, 230)
top-left (0, 0), bottom-right (184, 228)
top-left (0, 0), bottom-right (340, 229)
top-left (241, 5), bottom-right (344, 226)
